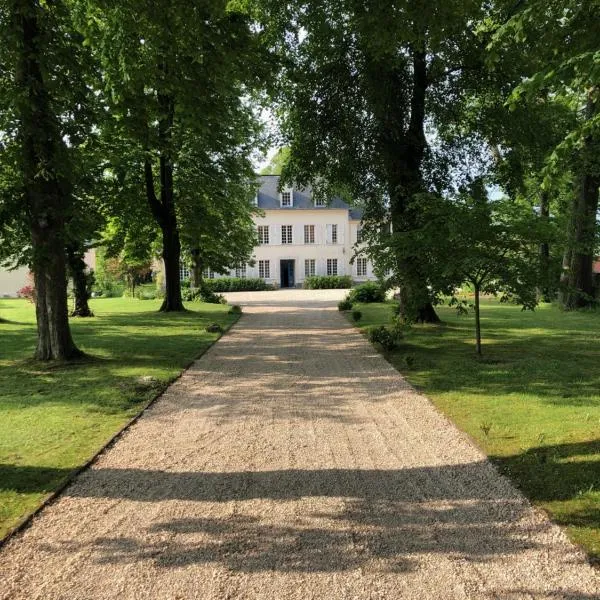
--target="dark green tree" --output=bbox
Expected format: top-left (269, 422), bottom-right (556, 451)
top-left (254, 0), bottom-right (485, 322)
top-left (75, 0), bottom-right (268, 311)
top-left (490, 0), bottom-right (600, 309)
top-left (0, 0), bottom-right (85, 359)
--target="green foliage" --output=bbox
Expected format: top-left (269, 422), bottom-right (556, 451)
top-left (366, 324), bottom-right (400, 352)
top-left (351, 309), bottom-right (362, 322)
top-left (352, 299), bottom-right (600, 561)
top-left (183, 287), bottom-right (225, 305)
top-left (348, 282), bottom-right (386, 304)
top-left (0, 297), bottom-right (235, 538)
top-left (304, 275), bottom-right (353, 289)
top-left (259, 147), bottom-right (290, 175)
top-left (203, 277), bottom-right (272, 293)
top-left (228, 305), bottom-right (242, 315)
top-left (338, 298), bottom-right (353, 311)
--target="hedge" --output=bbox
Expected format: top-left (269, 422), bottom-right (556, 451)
top-left (304, 275), bottom-right (353, 289)
top-left (348, 282), bottom-right (386, 303)
top-left (202, 277), bottom-right (272, 292)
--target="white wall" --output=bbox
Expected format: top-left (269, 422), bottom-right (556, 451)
top-left (245, 209), bottom-right (375, 286)
top-left (0, 249), bottom-right (97, 298)
top-left (0, 267), bottom-right (30, 298)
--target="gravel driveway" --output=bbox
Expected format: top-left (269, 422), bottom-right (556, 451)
top-left (1, 289), bottom-right (598, 599)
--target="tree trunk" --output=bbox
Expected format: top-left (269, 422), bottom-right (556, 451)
top-left (67, 247), bottom-right (93, 317)
top-left (15, 0), bottom-right (81, 360)
top-left (388, 49), bottom-right (440, 323)
top-left (474, 283), bottom-right (482, 356)
top-left (143, 80), bottom-right (185, 312)
top-left (562, 90), bottom-right (600, 310)
top-left (191, 249), bottom-right (203, 288)
top-left (538, 190), bottom-right (552, 302)
top-left (160, 220), bottom-right (184, 311)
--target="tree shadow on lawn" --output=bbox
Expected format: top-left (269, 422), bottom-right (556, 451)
top-left (393, 326), bottom-right (600, 407)
top-left (0, 464), bottom-right (74, 496)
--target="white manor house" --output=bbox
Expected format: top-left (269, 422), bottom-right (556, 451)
top-left (192, 175), bottom-right (377, 288)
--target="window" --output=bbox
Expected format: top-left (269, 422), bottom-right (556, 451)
top-left (356, 257), bottom-right (367, 277)
top-left (305, 259), bottom-right (315, 278)
top-left (253, 193), bottom-right (259, 206)
top-left (314, 196), bottom-right (326, 207)
top-left (259, 260), bottom-right (270, 279)
top-left (356, 228), bottom-right (363, 243)
top-left (304, 224), bottom-right (315, 244)
top-left (202, 268), bottom-right (215, 280)
top-left (327, 259), bottom-right (338, 276)
top-left (179, 263), bottom-right (191, 282)
top-left (235, 264), bottom-right (247, 279)
top-left (280, 190), bottom-right (292, 207)
top-left (327, 224), bottom-right (338, 244)
top-left (258, 225), bottom-right (269, 245)
top-left (281, 224), bottom-right (293, 244)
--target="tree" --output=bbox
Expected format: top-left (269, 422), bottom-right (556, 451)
top-left (490, 0), bottom-right (600, 309)
top-left (0, 0), bottom-right (83, 359)
top-left (75, 0), bottom-right (268, 312)
top-left (254, 0), bottom-right (485, 322)
top-left (397, 184), bottom-right (539, 354)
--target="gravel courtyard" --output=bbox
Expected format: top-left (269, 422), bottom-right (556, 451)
top-left (1, 289), bottom-right (598, 599)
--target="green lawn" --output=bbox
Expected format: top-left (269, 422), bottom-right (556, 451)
top-left (353, 299), bottom-right (600, 563)
top-left (0, 297), bottom-right (238, 539)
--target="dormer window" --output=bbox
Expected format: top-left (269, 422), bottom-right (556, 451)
top-left (314, 196), bottom-right (326, 207)
top-left (253, 193), bottom-right (259, 206)
top-left (280, 189), bottom-right (293, 207)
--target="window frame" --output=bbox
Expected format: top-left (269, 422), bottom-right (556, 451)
top-left (259, 260), bottom-right (270, 279)
top-left (280, 189), bottom-right (293, 207)
top-left (281, 224), bottom-right (293, 245)
top-left (356, 257), bottom-right (367, 277)
top-left (304, 224), bottom-right (315, 244)
top-left (258, 225), bottom-right (269, 245)
top-left (326, 258), bottom-right (338, 276)
top-left (304, 258), bottom-right (316, 278)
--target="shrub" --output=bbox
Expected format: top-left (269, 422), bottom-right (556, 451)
top-left (351, 309), bottom-right (362, 322)
top-left (304, 275), bottom-right (353, 289)
top-left (184, 286), bottom-right (226, 304)
top-left (203, 277), bottom-right (271, 293)
top-left (205, 323), bottom-right (223, 333)
top-left (17, 285), bottom-right (36, 303)
top-left (338, 297), bottom-right (353, 311)
top-left (367, 325), bottom-right (399, 351)
top-left (228, 305), bottom-right (242, 314)
top-left (348, 282), bottom-right (386, 303)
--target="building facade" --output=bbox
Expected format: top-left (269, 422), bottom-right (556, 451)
top-left (197, 175), bottom-right (376, 288)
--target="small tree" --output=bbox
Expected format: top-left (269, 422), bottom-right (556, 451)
top-left (398, 184), bottom-right (539, 355)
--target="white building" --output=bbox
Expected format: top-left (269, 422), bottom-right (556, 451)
top-left (0, 250), bottom-right (96, 298)
top-left (197, 175), bottom-right (376, 288)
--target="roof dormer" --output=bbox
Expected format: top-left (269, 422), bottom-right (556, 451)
top-left (280, 188), bottom-right (293, 208)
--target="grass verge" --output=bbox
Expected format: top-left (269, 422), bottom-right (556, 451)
top-left (0, 297), bottom-right (238, 540)
top-left (352, 299), bottom-right (600, 563)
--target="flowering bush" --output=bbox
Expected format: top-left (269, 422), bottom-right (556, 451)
top-left (17, 284), bottom-right (36, 303)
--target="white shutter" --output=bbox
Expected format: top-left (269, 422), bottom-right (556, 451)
top-left (337, 223), bottom-right (344, 245)
top-left (326, 224), bottom-right (332, 244)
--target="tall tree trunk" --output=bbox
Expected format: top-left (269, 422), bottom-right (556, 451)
top-left (15, 0), bottom-right (81, 360)
top-left (191, 249), bottom-right (203, 288)
top-left (474, 282), bottom-right (482, 356)
top-left (67, 247), bottom-right (93, 317)
top-left (143, 82), bottom-right (185, 312)
top-left (562, 90), bottom-right (600, 309)
top-left (389, 49), bottom-right (440, 323)
top-left (538, 190), bottom-right (552, 302)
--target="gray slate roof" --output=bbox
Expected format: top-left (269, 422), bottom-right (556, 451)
top-left (257, 175), bottom-right (363, 221)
